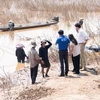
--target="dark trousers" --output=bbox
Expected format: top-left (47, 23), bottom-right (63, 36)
top-left (30, 64), bottom-right (38, 84)
top-left (17, 58), bottom-right (25, 63)
top-left (72, 54), bottom-right (80, 74)
top-left (59, 50), bottom-right (69, 75)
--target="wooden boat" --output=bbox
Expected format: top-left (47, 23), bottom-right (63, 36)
top-left (0, 17), bottom-right (59, 31)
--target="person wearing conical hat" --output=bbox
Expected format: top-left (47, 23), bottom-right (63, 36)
top-left (15, 45), bottom-right (28, 63)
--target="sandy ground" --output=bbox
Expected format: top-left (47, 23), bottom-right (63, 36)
top-left (0, 63), bottom-right (100, 100)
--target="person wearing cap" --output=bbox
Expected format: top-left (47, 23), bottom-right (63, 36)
top-left (39, 40), bottom-right (52, 78)
top-left (56, 30), bottom-right (70, 77)
top-left (75, 23), bottom-right (89, 71)
top-left (28, 42), bottom-right (43, 84)
top-left (8, 20), bottom-right (14, 31)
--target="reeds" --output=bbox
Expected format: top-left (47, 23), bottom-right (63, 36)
top-left (0, 0), bottom-right (100, 24)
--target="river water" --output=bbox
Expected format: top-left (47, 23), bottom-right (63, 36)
top-left (0, 15), bottom-right (99, 76)
top-left (0, 23), bottom-right (63, 76)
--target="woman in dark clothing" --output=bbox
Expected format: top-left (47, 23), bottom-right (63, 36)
top-left (39, 40), bottom-right (52, 78)
top-left (16, 47), bottom-right (28, 63)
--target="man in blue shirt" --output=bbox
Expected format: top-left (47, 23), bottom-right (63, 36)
top-left (56, 30), bottom-right (70, 76)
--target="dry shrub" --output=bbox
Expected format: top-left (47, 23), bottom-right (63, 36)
top-left (86, 52), bottom-right (100, 66)
top-left (49, 47), bottom-right (59, 63)
top-left (0, 66), bottom-right (13, 93)
top-left (15, 87), bottom-right (54, 100)
top-left (0, 76), bottom-right (13, 92)
top-left (0, 0), bottom-right (100, 24)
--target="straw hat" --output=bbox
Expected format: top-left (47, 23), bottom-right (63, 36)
top-left (31, 42), bottom-right (37, 47)
top-left (9, 20), bottom-right (13, 23)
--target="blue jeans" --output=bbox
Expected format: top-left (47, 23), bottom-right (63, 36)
top-left (59, 50), bottom-right (69, 75)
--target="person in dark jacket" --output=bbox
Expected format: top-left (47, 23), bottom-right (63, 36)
top-left (16, 47), bottom-right (28, 63)
top-left (8, 20), bottom-right (14, 31)
top-left (39, 40), bottom-right (52, 78)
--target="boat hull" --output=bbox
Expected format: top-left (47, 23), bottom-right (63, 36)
top-left (0, 20), bottom-right (58, 31)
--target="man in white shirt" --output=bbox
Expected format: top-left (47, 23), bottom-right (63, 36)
top-left (75, 23), bottom-right (89, 71)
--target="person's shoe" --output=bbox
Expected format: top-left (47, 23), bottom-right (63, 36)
top-left (59, 74), bottom-right (64, 77)
top-left (80, 67), bottom-right (82, 69)
top-left (74, 72), bottom-right (80, 74)
top-left (32, 82), bottom-right (35, 84)
top-left (73, 72), bottom-right (76, 74)
top-left (72, 70), bottom-right (75, 72)
top-left (45, 74), bottom-right (49, 77)
top-left (65, 73), bottom-right (68, 76)
top-left (43, 74), bottom-right (45, 78)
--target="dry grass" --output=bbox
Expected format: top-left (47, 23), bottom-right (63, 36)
top-left (0, 0), bottom-right (100, 24)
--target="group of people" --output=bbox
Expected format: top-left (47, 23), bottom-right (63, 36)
top-left (15, 21), bottom-right (89, 84)
top-left (55, 21), bottom-right (89, 78)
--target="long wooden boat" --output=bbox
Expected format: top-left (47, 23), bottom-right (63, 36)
top-left (0, 17), bottom-right (59, 31)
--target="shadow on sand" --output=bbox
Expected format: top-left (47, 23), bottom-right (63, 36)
top-left (78, 73), bottom-right (88, 76)
top-left (66, 75), bottom-right (80, 78)
top-left (86, 68), bottom-right (97, 75)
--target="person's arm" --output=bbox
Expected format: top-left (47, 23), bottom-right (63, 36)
top-left (22, 49), bottom-right (28, 58)
top-left (34, 51), bottom-right (40, 61)
top-left (84, 39), bottom-right (88, 45)
top-left (68, 44), bottom-right (71, 53)
top-left (55, 38), bottom-right (60, 45)
top-left (80, 30), bottom-right (89, 45)
top-left (46, 40), bottom-right (52, 49)
top-left (39, 48), bottom-right (42, 57)
top-left (27, 51), bottom-right (31, 63)
top-left (68, 38), bottom-right (70, 52)
top-left (69, 45), bottom-right (74, 56)
top-left (15, 49), bottom-right (17, 57)
top-left (84, 33), bottom-right (89, 45)
top-left (35, 51), bottom-right (44, 64)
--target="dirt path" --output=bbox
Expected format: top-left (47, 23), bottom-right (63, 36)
top-left (0, 63), bottom-right (100, 100)
top-left (39, 65), bottom-right (100, 100)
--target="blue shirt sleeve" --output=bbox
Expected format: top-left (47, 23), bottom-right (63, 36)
top-left (56, 38), bottom-right (60, 44)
